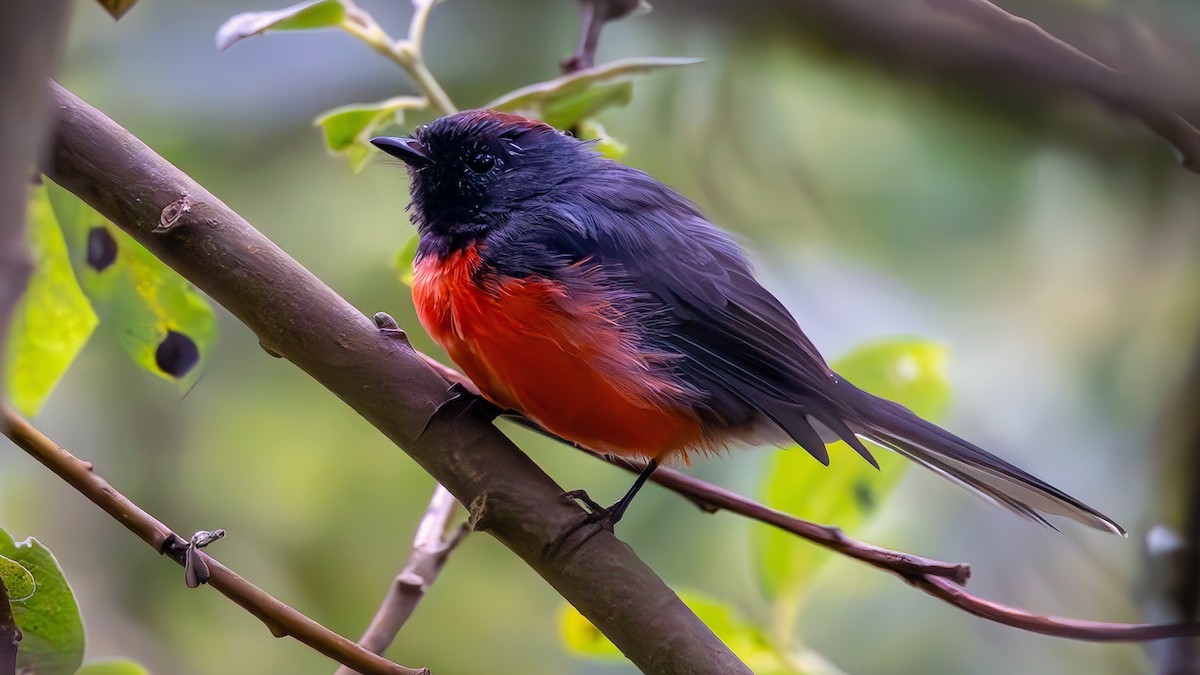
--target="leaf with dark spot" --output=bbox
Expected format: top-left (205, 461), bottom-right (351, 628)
top-left (85, 227), bottom-right (117, 271)
top-left (155, 331), bottom-right (200, 379)
top-left (45, 184), bottom-right (215, 388)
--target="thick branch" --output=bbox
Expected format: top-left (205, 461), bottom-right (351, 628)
top-left (44, 82), bottom-right (749, 675)
top-left (335, 485), bottom-right (468, 675)
top-left (1, 407), bottom-right (427, 675)
top-left (0, 0), bottom-right (71, 410)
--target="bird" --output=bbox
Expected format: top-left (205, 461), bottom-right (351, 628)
top-left (370, 110), bottom-right (1124, 536)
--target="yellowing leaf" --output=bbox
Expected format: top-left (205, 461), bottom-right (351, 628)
top-left (45, 183), bottom-right (216, 387)
top-left (216, 0), bottom-right (349, 50)
top-left (0, 529), bottom-right (84, 675)
top-left (561, 591), bottom-right (787, 670)
top-left (5, 184), bottom-right (98, 417)
top-left (316, 97), bottom-right (425, 172)
top-left (753, 338), bottom-right (950, 599)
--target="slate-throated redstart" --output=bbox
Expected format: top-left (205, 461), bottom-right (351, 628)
top-left (371, 110), bottom-right (1124, 535)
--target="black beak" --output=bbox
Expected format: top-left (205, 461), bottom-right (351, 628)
top-left (370, 137), bottom-right (432, 167)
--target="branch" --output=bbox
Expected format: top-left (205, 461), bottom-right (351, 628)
top-left (0, 573), bottom-right (18, 675)
top-left (925, 0), bottom-right (1200, 172)
top-left (416, 354), bottom-right (971, 584)
top-left (0, 0), bottom-right (72, 409)
top-left (682, 0), bottom-right (1200, 173)
top-left (335, 485), bottom-right (468, 675)
top-left (1, 407), bottom-right (428, 675)
top-left (417, 354), bottom-right (1200, 641)
top-left (44, 82), bottom-right (750, 675)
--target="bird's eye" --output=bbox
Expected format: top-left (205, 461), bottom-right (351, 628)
top-left (466, 152), bottom-right (496, 174)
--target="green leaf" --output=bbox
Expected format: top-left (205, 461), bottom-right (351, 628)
top-left (394, 234), bottom-right (419, 287)
top-left (577, 120), bottom-right (628, 161)
top-left (316, 97), bottom-right (425, 173)
top-left (0, 529), bottom-right (84, 675)
top-left (486, 57), bottom-right (702, 130)
top-left (76, 658), bottom-right (152, 675)
top-left (5, 184), bottom-right (99, 417)
top-left (753, 338), bottom-right (950, 599)
top-left (45, 183), bottom-right (216, 387)
top-left (0, 554), bottom-right (35, 602)
top-left (216, 0), bottom-right (349, 50)
top-left (94, 0), bottom-right (138, 19)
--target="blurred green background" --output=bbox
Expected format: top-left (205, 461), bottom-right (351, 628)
top-left (4, 0), bottom-right (1200, 673)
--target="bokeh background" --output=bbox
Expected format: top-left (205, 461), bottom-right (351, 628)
top-left (4, 0), bottom-right (1200, 673)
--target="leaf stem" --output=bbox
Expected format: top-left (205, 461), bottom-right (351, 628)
top-left (340, 2), bottom-right (457, 116)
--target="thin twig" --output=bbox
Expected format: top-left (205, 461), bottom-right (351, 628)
top-left (0, 573), bottom-right (18, 675)
top-left (417, 354), bottom-right (970, 583)
top-left (417, 354), bottom-right (1200, 641)
top-left (341, 1), bottom-right (456, 116)
top-left (335, 485), bottom-right (468, 675)
top-left (925, 0), bottom-right (1200, 171)
top-left (1, 407), bottom-right (429, 675)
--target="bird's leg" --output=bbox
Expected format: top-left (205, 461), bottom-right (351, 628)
top-left (565, 459), bottom-right (659, 530)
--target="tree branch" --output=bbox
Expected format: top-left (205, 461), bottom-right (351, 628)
top-left (417, 353), bottom-right (1200, 641)
top-left (1, 407), bottom-right (428, 675)
top-left (335, 485), bottom-right (468, 675)
top-left (683, 0), bottom-right (1200, 173)
top-left (926, 0), bottom-right (1200, 172)
top-left (0, 0), bottom-right (71, 411)
top-left (44, 82), bottom-right (750, 675)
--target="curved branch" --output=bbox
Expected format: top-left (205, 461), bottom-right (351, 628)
top-left (418, 353), bottom-right (1200, 642)
top-left (44, 82), bottom-right (750, 675)
top-left (2, 407), bottom-right (427, 675)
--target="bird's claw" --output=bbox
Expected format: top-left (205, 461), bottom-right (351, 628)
top-left (418, 382), bottom-right (505, 441)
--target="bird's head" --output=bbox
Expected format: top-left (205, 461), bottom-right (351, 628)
top-left (372, 110), bottom-right (594, 240)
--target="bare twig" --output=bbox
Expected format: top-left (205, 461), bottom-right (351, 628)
top-left (926, 0), bottom-right (1200, 171)
top-left (1, 407), bottom-right (428, 675)
top-left (0, 0), bottom-right (72, 411)
top-left (335, 485), bottom-right (468, 675)
top-left (339, 1), bottom-right (456, 116)
top-left (46, 82), bottom-right (751, 675)
top-left (0, 573), bottom-right (18, 675)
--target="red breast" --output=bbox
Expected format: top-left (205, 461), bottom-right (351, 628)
top-left (412, 246), bottom-right (711, 461)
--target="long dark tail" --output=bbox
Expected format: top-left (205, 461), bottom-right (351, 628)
top-left (821, 379), bottom-right (1125, 535)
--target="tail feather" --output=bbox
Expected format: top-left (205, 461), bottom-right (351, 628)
top-left (834, 380), bottom-right (1126, 536)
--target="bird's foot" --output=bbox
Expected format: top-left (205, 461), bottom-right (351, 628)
top-left (419, 382), bottom-right (506, 440)
top-left (562, 489), bottom-right (631, 533)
